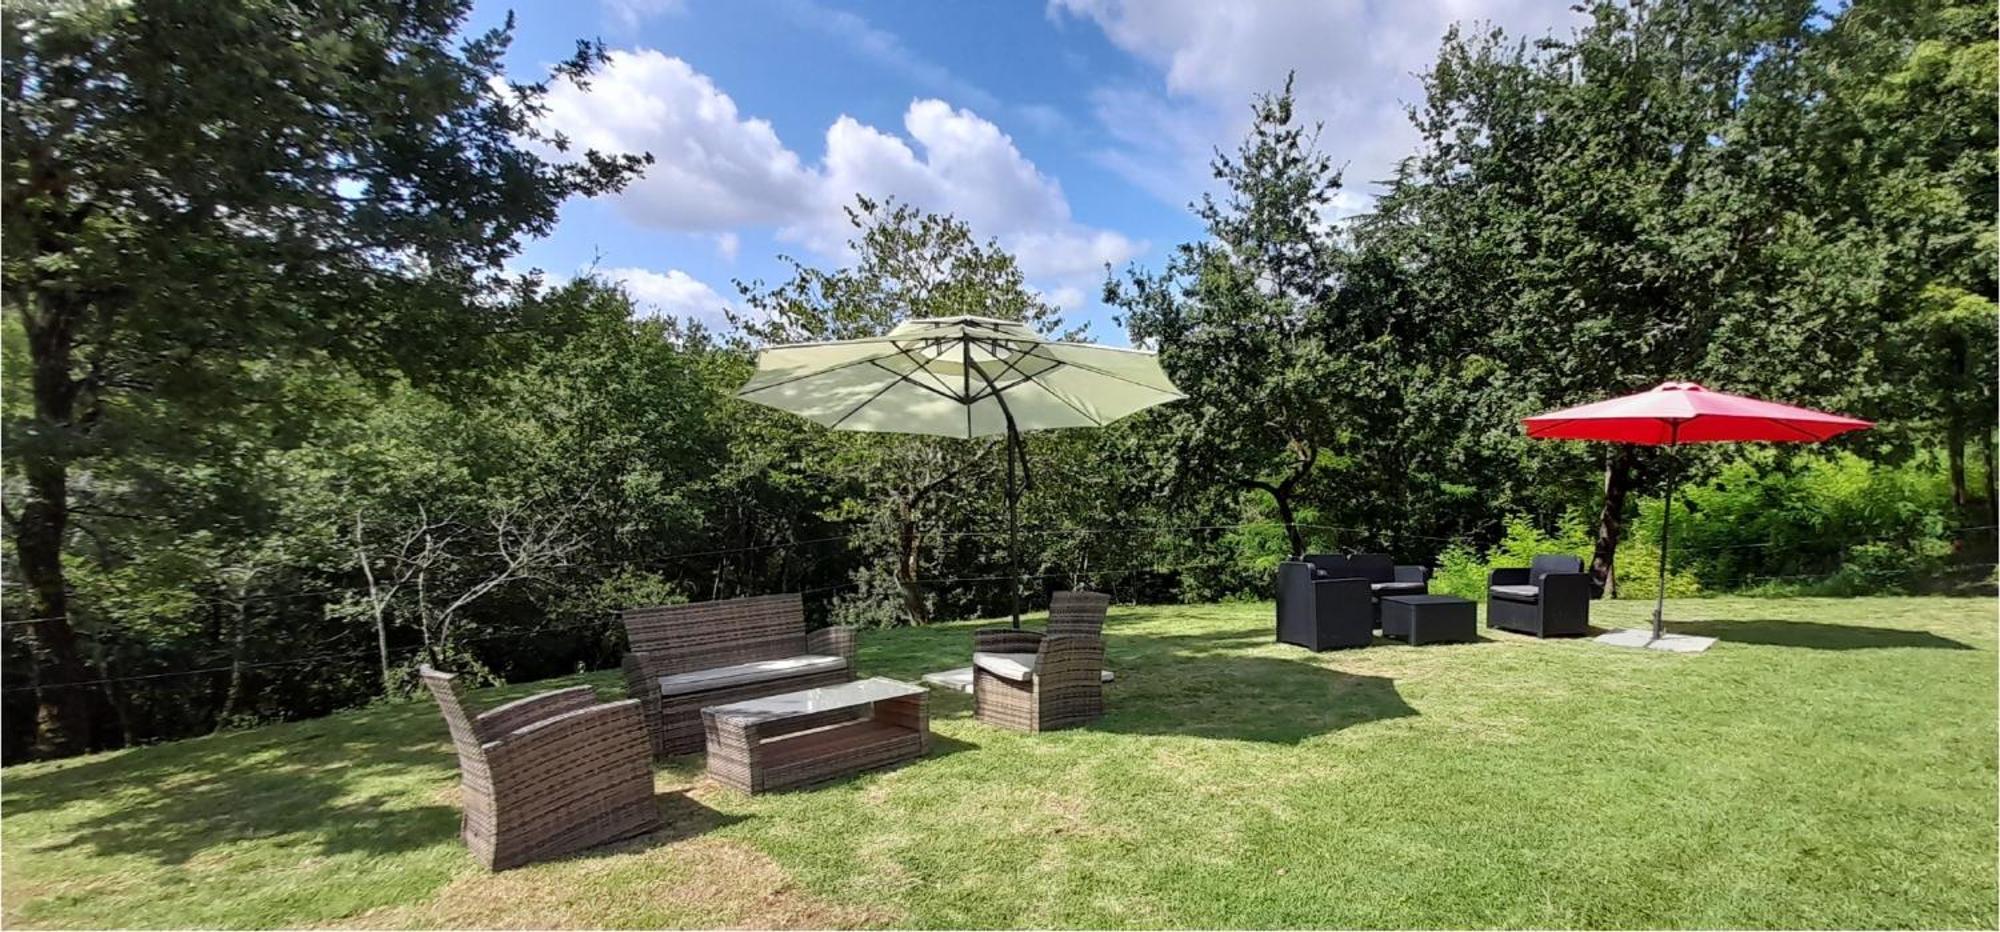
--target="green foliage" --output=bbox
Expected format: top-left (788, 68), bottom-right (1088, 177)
top-left (1633, 452), bottom-right (1967, 594)
top-left (1430, 516), bottom-right (1594, 600)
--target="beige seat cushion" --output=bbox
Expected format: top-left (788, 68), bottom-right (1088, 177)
top-left (1488, 585), bottom-right (1541, 603)
top-left (656, 654), bottom-right (845, 696)
top-left (972, 651), bottom-right (1038, 682)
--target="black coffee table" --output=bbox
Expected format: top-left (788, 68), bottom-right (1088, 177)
top-left (1380, 594), bottom-right (1477, 645)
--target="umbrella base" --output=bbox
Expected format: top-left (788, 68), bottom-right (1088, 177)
top-left (1594, 628), bottom-right (1717, 654)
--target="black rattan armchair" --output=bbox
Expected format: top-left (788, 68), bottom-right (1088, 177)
top-left (1486, 555), bottom-right (1591, 637)
top-left (1276, 561), bottom-right (1374, 650)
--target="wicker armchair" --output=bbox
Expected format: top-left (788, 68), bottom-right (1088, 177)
top-left (619, 593), bottom-right (857, 757)
top-left (971, 590), bottom-right (1109, 733)
top-left (420, 667), bottom-right (659, 871)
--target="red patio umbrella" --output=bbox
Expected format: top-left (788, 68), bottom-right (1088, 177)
top-left (1523, 381), bottom-right (1873, 639)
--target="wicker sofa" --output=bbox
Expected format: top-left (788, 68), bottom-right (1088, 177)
top-left (971, 590), bottom-right (1109, 733)
top-left (620, 593), bottom-right (857, 757)
top-left (420, 667), bottom-right (659, 871)
top-left (1486, 555), bottom-right (1592, 637)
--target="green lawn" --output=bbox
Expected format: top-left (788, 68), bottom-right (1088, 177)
top-left (4, 597), bottom-right (1995, 929)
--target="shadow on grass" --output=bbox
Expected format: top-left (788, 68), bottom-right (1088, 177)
top-left (854, 614), bottom-right (1418, 745)
top-left (3, 677), bottom-right (653, 868)
top-left (1670, 619), bottom-right (1975, 651)
top-left (1101, 630), bottom-right (1418, 743)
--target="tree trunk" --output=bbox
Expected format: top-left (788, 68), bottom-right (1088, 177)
top-left (894, 506), bottom-right (929, 625)
top-left (15, 301), bottom-right (92, 757)
top-left (1983, 427), bottom-right (1998, 527)
top-left (1947, 416), bottom-right (1968, 511)
top-left (214, 598), bottom-right (252, 733)
top-left (1272, 487), bottom-right (1306, 558)
top-left (1589, 447), bottom-right (1637, 599)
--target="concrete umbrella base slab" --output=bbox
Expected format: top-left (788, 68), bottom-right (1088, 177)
top-left (1594, 628), bottom-right (1718, 653)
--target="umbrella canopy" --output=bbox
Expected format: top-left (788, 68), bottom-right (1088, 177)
top-left (737, 315), bottom-right (1183, 438)
top-left (738, 315), bottom-right (1183, 625)
top-left (1522, 381), bottom-right (1873, 640)
top-left (1523, 381), bottom-right (1874, 445)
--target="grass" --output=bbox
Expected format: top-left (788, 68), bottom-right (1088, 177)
top-left (4, 596), bottom-right (1995, 929)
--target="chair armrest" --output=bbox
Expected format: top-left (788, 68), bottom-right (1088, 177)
top-left (1035, 634), bottom-right (1105, 686)
top-left (1540, 571), bottom-right (1593, 604)
top-left (806, 626), bottom-right (858, 667)
top-left (1394, 565), bottom-right (1430, 584)
top-left (476, 685), bottom-right (598, 741)
top-left (975, 627), bottom-right (1044, 653)
top-left (1488, 567), bottom-right (1531, 587)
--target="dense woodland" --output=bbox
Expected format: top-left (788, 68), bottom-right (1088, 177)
top-left (3, 0), bottom-right (1994, 761)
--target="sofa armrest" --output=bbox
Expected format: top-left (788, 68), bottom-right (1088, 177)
top-left (806, 626), bottom-right (858, 668)
top-left (476, 685), bottom-right (598, 741)
top-left (1488, 567), bottom-right (1531, 588)
top-left (1393, 565), bottom-right (1430, 584)
top-left (975, 627), bottom-right (1045, 654)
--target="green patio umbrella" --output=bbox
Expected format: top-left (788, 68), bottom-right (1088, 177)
top-left (736, 315), bottom-right (1183, 626)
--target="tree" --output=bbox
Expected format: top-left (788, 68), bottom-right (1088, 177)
top-left (1108, 78), bottom-right (1348, 558)
top-left (1784, 0), bottom-right (1997, 516)
top-left (1375, 0), bottom-right (1827, 594)
top-left (0, 0), bottom-right (646, 755)
top-left (734, 198), bottom-right (1059, 624)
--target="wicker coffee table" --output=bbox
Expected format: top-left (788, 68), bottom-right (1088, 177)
top-left (701, 677), bottom-right (929, 794)
top-left (1380, 594), bottom-right (1478, 645)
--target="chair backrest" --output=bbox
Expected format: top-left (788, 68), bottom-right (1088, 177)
top-left (1304, 554), bottom-right (1350, 578)
top-left (1048, 590), bottom-right (1109, 639)
top-left (420, 666), bottom-right (490, 779)
top-left (619, 593), bottom-right (809, 675)
top-left (1345, 553), bottom-right (1396, 583)
top-left (1530, 554), bottom-right (1585, 587)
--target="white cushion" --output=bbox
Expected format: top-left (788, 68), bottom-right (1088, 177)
top-left (972, 651), bottom-right (1038, 682)
top-left (1489, 584), bottom-right (1541, 602)
top-left (656, 654), bottom-right (845, 696)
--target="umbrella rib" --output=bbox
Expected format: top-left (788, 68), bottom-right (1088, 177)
top-left (1758, 416), bottom-right (1831, 442)
top-left (827, 374), bottom-right (908, 430)
top-left (1022, 347), bottom-right (1183, 398)
top-left (1029, 378), bottom-right (1107, 426)
top-left (737, 349), bottom-right (906, 396)
top-left (866, 358), bottom-right (962, 405)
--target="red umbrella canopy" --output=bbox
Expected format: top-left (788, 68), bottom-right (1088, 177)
top-left (1522, 382), bottom-right (1874, 446)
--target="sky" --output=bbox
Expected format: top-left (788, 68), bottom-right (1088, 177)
top-left (469, 0), bottom-right (1587, 343)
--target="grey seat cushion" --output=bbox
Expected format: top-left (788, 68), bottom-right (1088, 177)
top-left (1489, 584), bottom-right (1541, 603)
top-left (1371, 581), bottom-right (1427, 597)
top-left (972, 651), bottom-right (1038, 682)
top-left (656, 654), bottom-right (845, 696)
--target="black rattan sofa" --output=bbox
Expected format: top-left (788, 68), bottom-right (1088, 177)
top-left (1486, 555), bottom-right (1591, 637)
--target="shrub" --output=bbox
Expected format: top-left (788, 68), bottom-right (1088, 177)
top-left (1431, 516), bottom-right (1592, 600)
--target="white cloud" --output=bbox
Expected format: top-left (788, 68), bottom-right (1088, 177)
top-left (1051, 0), bottom-right (1586, 211)
top-left (715, 232), bottom-right (741, 261)
top-left (603, 266), bottom-right (736, 325)
top-left (537, 51), bottom-right (818, 230)
top-left (535, 50), bottom-right (1144, 289)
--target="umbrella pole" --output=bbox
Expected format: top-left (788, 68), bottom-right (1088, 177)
top-left (1653, 426), bottom-right (1681, 641)
top-left (1007, 425), bottom-right (1021, 629)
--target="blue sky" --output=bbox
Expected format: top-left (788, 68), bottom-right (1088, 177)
top-left (469, 1), bottom-right (1584, 342)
